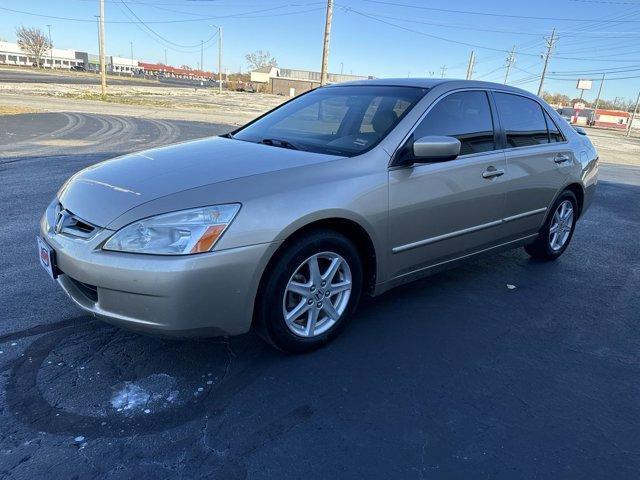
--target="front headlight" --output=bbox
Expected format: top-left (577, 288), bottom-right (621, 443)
top-left (103, 204), bottom-right (241, 255)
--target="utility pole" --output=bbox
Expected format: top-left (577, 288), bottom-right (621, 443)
top-left (164, 48), bottom-right (167, 65)
top-left (320, 0), bottom-right (333, 86)
top-left (626, 90), bottom-right (640, 137)
top-left (440, 64), bottom-right (447, 78)
top-left (209, 25), bottom-right (223, 93)
top-left (592, 73), bottom-right (605, 126)
top-left (218, 27), bottom-right (223, 93)
top-left (130, 41), bottom-right (134, 74)
top-left (537, 27), bottom-right (557, 97)
top-left (98, 0), bottom-right (106, 96)
top-left (504, 45), bottom-right (516, 84)
top-left (465, 50), bottom-right (475, 80)
top-left (46, 24), bottom-right (53, 69)
top-left (200, 39), bottom-right (203, 73)
top-left (340, 62), bottom-right (344, 75)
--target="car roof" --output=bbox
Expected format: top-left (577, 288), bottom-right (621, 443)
top-left (327, 78), bottom-right (536, 98)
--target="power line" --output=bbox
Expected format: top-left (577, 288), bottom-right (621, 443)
top-left (117, 0), bottom-right (219, 49)
top-left (345, 12), bottom-right (551, 36)
top-left (359, 0), bottom-right (640, 23)
top-left (339, 6), bottom-right (545, 56)
top-left (551, 65), bottom-right (640, 74)
top-left (0, 4), bottom-right (321, 24)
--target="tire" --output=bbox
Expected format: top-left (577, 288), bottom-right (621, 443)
top-left (524, 190), bottom-right (578, 261)
top-left (255, 230), bottom-right (363, 353)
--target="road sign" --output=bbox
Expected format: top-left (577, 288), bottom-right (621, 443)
top-left (576, 79), bottom-right (593, 90)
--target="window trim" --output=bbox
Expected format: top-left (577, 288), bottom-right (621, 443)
top-left (490, 89), bottom-right (569, 152)
top-left (390, 87), bottom-right (500, 167)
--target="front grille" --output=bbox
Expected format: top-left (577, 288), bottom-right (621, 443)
top-left (54, 204), bottom-right (98, 239)
top-left (66, 276), bottom-right (98, 303)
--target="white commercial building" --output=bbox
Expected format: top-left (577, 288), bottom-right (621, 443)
top-left (110, 55), bottom-right (141, 74)
top-left (250, 66), bottom-right (280, 84)
top-left (0, 41), bottom-right (83, 69)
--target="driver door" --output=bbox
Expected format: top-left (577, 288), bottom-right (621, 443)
top-left (387, 90), bottom-right (508, 279)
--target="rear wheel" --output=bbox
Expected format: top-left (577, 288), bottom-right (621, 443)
top-left (256, 230), bottom-right (363, 353)
top-left (525, 190), bottom-right (578, 261)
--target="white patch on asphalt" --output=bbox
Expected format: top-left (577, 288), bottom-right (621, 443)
top-left (111, 383), bottom-right (150, 412)
top-left (110, 373), bottom-right (181, 415)
top-left (506, 284), bottom-right (517, 290)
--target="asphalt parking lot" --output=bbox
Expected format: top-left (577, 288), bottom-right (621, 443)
top-left (1, 112), bottom-right (639, 479)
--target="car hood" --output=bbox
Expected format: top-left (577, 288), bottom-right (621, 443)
top-left (58, 136), bottom-right (342, 227)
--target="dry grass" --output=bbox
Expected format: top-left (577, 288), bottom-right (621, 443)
top-left (0, 105), bottom-right (37, 115)
top-left (58, 91), bottom-right (175, 108)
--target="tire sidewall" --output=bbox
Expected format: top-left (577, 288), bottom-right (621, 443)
top-left (258, 231), bottom-right (363, 353)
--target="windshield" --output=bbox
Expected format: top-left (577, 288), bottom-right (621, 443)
top-left (231, 85), bottom-right (427, 156)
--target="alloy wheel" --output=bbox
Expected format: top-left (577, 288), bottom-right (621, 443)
top-left (549, 200), bottom-right (574, 251)
top-left (282, 251), bottom-right (352, 338)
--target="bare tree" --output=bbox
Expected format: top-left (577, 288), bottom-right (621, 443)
top-left (245, 50), bottom-right (277, 70)
top-left (16, 26), bottom-right (50, 68)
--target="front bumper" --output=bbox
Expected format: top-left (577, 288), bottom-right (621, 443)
top-left (40, 210), bottom-right (276, 337)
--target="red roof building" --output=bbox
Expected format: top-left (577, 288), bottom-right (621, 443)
top-left (593, 108), bottom-right (630, 129)
top-left (138, 62), bottom-right (213, 80)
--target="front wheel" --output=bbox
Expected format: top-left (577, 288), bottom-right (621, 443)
top-left (256, 230), bottom-right (363, 353)
top-left (525, 190), bottom-right (578, 261)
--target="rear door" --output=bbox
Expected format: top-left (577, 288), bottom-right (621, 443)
top-left (388, 90), bottom-right (508, 279)
top-left (492, 92), bottom-right (573, 237)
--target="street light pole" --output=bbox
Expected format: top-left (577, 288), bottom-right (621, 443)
top-left (46, 24), bottom-right (53, 69)
top-left (200, 39), bottom-right (203, 74)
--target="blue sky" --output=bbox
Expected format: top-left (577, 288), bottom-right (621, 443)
top-left (1, 0), bottom-right (640, 102)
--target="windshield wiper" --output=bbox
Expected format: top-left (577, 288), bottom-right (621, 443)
top-left (259, 138), bottom-right (306, 151)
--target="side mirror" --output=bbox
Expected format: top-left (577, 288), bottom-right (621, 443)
top-left (573, 126), bottom-right (587, 136)
top-left (412, 136), bottom-right (461, 162)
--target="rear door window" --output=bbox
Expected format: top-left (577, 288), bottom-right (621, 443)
top-left (494, 93), bottom-right (549, 147)
top-left (412, 90), bottom-right (496, 155)
top-left (544, 110), bottom-right (564, 143)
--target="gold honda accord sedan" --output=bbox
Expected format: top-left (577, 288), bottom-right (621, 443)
top-left (38, 79), bottom-right (598, 352)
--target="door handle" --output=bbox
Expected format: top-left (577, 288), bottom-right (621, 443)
top-left (482, 166), bottom-right (505, 179)
top-left (554, 153), bottom-right (571, 164)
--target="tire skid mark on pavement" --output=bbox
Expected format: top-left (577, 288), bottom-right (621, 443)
top-left (83, 113), bottom-right (112, 142)
top-left (1, 113), bottom-right (220, 165)
top-left (0, 112), bottom-right (91, 159)
top-left (14, 112), bottom-right (79, 145)
top-left (141, 118), bottom-right (181, 150)
top-left (89, 115), bottom-right (139, 154)
top-left (0, 112), bottom-right (79, 158)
